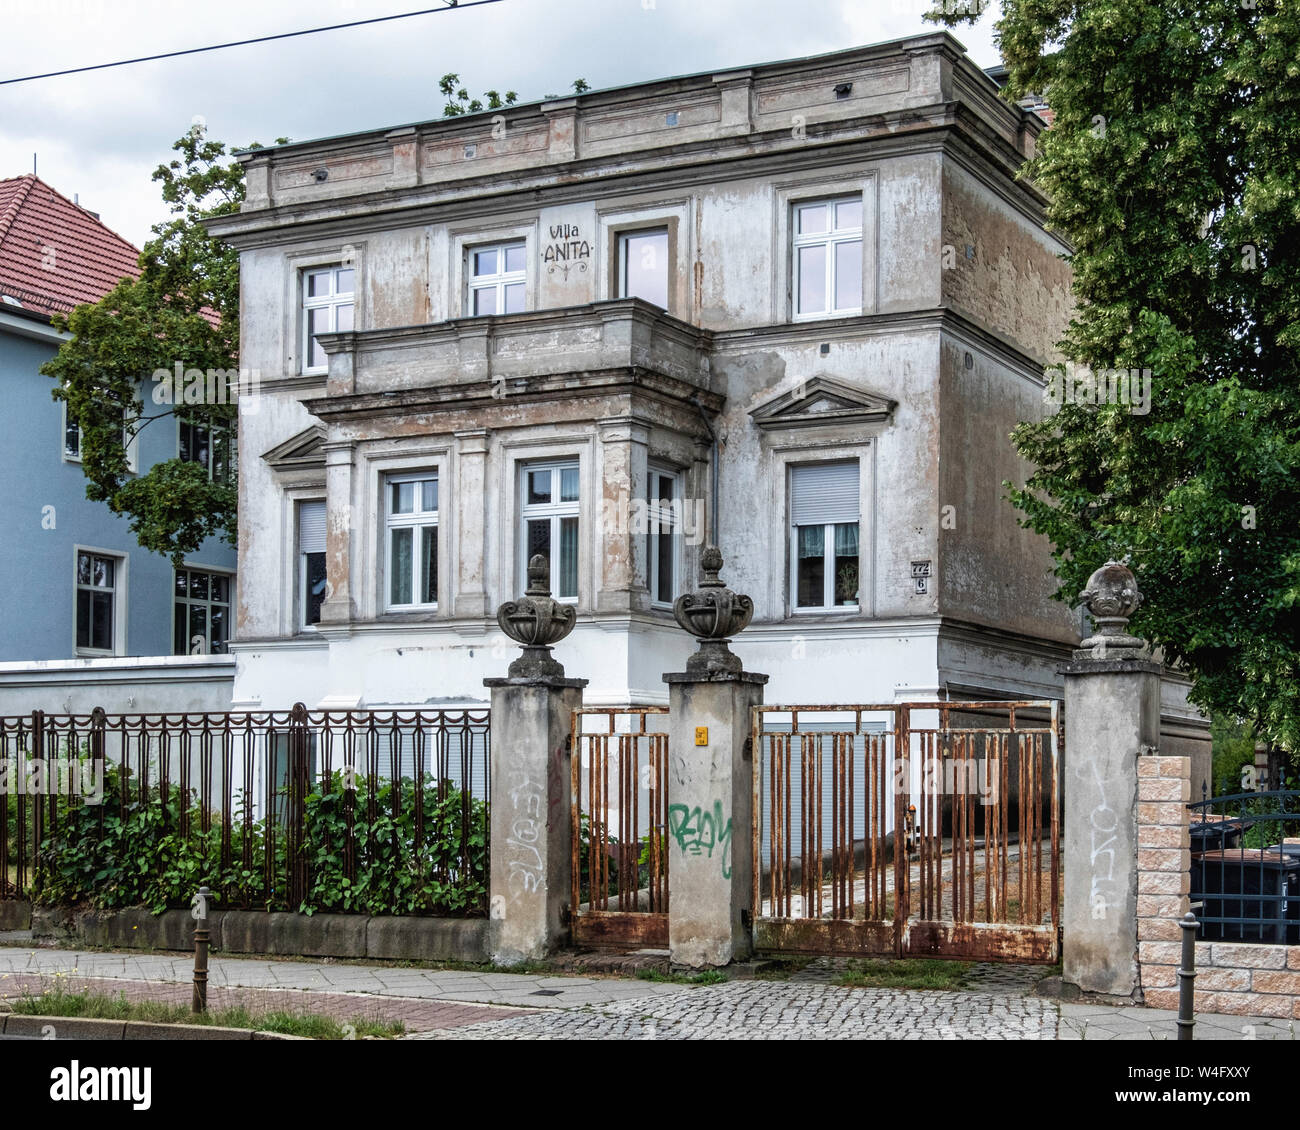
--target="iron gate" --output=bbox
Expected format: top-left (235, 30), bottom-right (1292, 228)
top-left (751, 700), bottom-right (1061, 962)
top-left (570, 707), bottom-right (670, 948)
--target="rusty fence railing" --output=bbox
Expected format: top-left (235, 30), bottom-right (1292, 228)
top-left (570, 707), bottom-right (670, 947)
top-left (0, 705), bottom-right (490, 917)
top-left (751, 700), bottom-right (1061, 962)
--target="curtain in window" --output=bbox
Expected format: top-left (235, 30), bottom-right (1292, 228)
top-left (797, 525), bottom-right (825, 558)
top-left (834, 522), bottom-right (859, 557)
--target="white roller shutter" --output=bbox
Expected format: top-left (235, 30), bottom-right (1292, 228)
top-left (298, 500), bottom-right (326, 554)
top-left (790, 462), bottom-right (859, 526)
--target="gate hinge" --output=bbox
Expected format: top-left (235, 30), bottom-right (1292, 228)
top-left (740, 908), bottom-right (752, 930)
top-left (742, 737), bottom-right (753, 762)
top-left (560, 903), bottom-right (571, 926)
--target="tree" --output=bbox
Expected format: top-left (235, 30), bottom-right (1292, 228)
top-left (930, 2), bottom-right (1300, 750)
top-left (45, 122), bottom-right (251, 565)
top-left (49, 72), bottom-right (592, 569)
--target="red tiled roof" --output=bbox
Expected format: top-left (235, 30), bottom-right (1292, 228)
top-left (0, 174), bottom-right (141, 318)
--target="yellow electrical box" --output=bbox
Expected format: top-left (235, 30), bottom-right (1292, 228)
top-left (694, 727), bottom-right (708, 746)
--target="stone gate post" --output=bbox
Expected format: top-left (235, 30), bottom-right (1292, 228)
top-left (664, 548), bottom-right (767, 967)
top-left (1061, 560), bottom-right (1163, 997)
top-left (486, 556), bottom-right (587, 965)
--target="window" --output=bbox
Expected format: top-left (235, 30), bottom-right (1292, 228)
top-left (174, 568), bottom-right (231, 654)
top-left (302, 265), bottom-right (355, 373)
top-left (298, 500), bottom-right (327, 628)
top-left (790, 463), bottom-right (860, 610)
top-left (75, 550), bottom-right (122, 653)
top-left (63, 401), bottom-right (135, 469)
top-left (385, 473), bottom-right (438, 610)
top-left (793, 197), bottom-right (863, 318)
top-left (468, 242), bottom-right (526, 316)
top-left (180, 415), bottom-right (235, 485)
top-left (645, 466), bottom-right (680, 605)
top-left (520, 461), bottom-right (579, 601)
top-left (618, 228), bottom-right (669, 309)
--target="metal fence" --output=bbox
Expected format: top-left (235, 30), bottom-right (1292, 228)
top-left (752, 700), bottom-right (1061, 961)
top-left (1188, 789), bottom-right (1300, 944)
top-left (0, 705), bottom-right (491, 917)
top-left (570, 707), bottom-right (670, 948)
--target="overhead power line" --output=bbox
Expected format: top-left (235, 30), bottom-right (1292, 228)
top-left (0, 1), bottom-right (503, 87)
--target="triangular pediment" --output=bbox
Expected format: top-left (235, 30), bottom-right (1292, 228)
top-left (262, 426), bottom-right (326, 468)
top-left (749, 376), bottom-right (896, 430)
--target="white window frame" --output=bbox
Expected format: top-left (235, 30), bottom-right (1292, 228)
top-left (384, 471), bottom-right (439, 612)
top-left (788, 462), bottom-right (862, 613)
top-left (645, 465), bottom-right (681, 608)
top-left (61, 399), bottom-right (139, 471)
top-left (467, 240), bottom-right (527, 316)
top-left (73, 546), bottom-right (127, 657)
top-left (617, 227), bottom-right (670, 309)
top-left (173, 566), bottom-right (234, 655)
top-left (301, 264), bottom-right (355, 375)
top-left (297, 498), bottom-right (327, 631)
top-left (519, 459), bottom-right (580, 604)
top-left (792, 195), bottom-right (864, 320)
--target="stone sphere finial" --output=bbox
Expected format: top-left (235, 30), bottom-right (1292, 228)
top-left (1078, 559), bottom-right (1145, 653)
top-left (495, 554), bottom-right (577, 678)
top-left (672, 546), bottom-right (754, 676)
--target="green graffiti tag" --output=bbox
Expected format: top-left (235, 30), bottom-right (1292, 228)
top-left (667, 800), bottom-right (732, 879)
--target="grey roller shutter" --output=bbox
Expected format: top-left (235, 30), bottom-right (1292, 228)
top-left (790, 462), bottom-right (859, 526)
top-left (298, 500), bottom-right (326, 554)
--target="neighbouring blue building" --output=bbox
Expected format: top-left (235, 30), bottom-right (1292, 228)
top-left (0, 174), bottom-right (237, 663)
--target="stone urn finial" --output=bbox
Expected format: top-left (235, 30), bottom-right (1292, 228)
top-left (1078, 559), bottom-right (1145, 653)
top-left (495, 554), bottom-right (577, 678)
top-left (672, 547), bottom-right (754, 676)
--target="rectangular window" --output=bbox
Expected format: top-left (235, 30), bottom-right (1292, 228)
top-left (75, 550), bottom-right (122, 653)
top-left (618, 228), bottom-right (669, 310)
top-left (298, 500), bottom-right (327, 628)
top-left (645, 466), bottom-right (680, 606)
top-left (302, 265), bottom-right (355, 373)
top-left (62, 401), bottom-right (135, 468)
top-left (468, 241), bottom-right (526, 316)
top-left (790, 463), bottom-right (860, 610)
top-left (520, 461), bottom-right (579, 601)
top-left (793, 197), bottom-right (863, 318)
top-left (174, 568), bottom-right (232, 655)
top-left (385, 473), bottom-right (438, 610)
top-left (179, 415), bottom-right (236, 485)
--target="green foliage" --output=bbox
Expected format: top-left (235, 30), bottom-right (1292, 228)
top-left (11, 985), bottom-right (404, 1038)
top-left (29, 761), bottom-right (487, 917)
top-left (1211, 714), bottom-right (1258, 797)
top-left (930, 1), bottom-right (1300, 752)
top-left (43, 122), bottom-right (251, 565)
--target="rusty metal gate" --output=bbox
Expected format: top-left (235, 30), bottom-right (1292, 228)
top-left (570, 707), bottom-right (670, 948)
top-left (751, 700), bottom-right (1061, 962)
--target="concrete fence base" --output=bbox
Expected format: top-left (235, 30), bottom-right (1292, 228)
top-left (24, 906), bottom-right (489, 963)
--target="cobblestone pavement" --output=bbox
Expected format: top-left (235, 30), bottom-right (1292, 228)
top-left (411, 980), bottom-right (1059, 1040)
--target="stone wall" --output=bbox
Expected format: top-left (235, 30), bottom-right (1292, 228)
top-left (1136, 754), bottom-right (1300, 1021)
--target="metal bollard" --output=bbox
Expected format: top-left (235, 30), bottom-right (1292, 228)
top-left (191, 886), bottom-right (211, 1014)
top-left (1176, 911), bottom-right (1197, 1041)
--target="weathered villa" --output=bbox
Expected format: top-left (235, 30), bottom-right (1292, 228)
top-left (206, 32), bottom-right (1209, 780)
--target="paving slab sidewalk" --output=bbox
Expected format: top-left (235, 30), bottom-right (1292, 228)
top-left (0, 946), bottom-right (1293, 1040)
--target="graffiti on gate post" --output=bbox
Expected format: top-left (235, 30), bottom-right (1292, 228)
top-left (506, 769), bottom-right (546, 895)
top-left (667, 800), bottom-right (732, 878)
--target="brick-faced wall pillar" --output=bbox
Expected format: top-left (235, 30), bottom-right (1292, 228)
top-left (1134, 755), bottom-right (1192, 1003)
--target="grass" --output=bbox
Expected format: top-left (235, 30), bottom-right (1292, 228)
top-left (8, 985), bottom-right (404, 1040)
top-left (832, 957), bottom-right (973, 991)
top-left (635, 968), bottom-right (727, 985)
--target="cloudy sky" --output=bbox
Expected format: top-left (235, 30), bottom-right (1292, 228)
top-left (0, 0), bottom-right (1003, 248)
